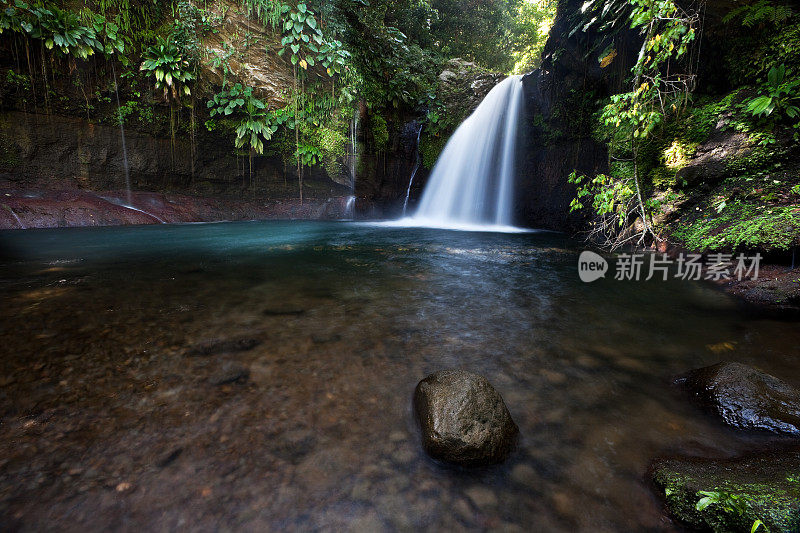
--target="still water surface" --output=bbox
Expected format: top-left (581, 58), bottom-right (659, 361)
top-left (1, 221), bottom-right (798, 531)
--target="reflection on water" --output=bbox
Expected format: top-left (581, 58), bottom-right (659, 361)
top-left (1, 221), bottom-right (798, 531)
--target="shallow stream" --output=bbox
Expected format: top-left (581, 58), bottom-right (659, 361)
top-left (1, 221), bottom-right (798, 531)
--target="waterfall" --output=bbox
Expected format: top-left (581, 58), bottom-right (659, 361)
top-left (402, 122), bottom-right (423, 216)
top-left (349, 108), bottom-right (359, 192)
top-left (343, 108), bottom-right (359, 220)
top-left (409, 75), bottom-right (524, 230)
top-left (111, 64), bottom-right (132, 207)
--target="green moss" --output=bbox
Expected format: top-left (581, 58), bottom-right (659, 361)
top-left (679, 91), bottom-right (744, 143)
top-left (313, 125), bottom-right (349, 179)
top-left (609, 160), bottom-right (635, 180)
top-left (724, 142), bottom-right (786, 177)
top-left (371, 114), bottom-right (389, 152)
top-left (652, 455), bottom-right (800, 533)
top-left (420, 132), bottom-right (448, 170)
top-left (670, 197), bottom-right (800, 252)
top-left (0, 131), bottom-right (19, 168)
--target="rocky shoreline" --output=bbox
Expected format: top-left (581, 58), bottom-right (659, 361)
top-left (657, 242), bottom-right (800, 318)
top-left (0, 188), bottom-right (355, 229)
top-left (712, 263), bottom-right (800, 318)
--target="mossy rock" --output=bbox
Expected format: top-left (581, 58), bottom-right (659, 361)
top-left (651, 451), bottom-right (800, 532)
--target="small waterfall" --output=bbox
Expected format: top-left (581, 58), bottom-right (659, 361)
top-left (409, 75), bottom-right (524, 230)
top-left (344, 195), bottom-right (356, 219)
top-left (99, 195), bottom-right (166, 223)
top-left (402, 122), bottom-right (423, 216)
top-left (2, 204), bottom-right (25, 229)
top-left (111, 64), bottom-right (132, 206)
top-left (341, 108), bottom-right (359, 221)
top-left (119, 203), bottom-right (166, 223)
top-left (349, 108), bottom-right (359, 193)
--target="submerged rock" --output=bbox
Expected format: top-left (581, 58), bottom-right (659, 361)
top-left (650, 451), bottom-right (800, 532)
top-left (188, 336), bottom-right (261, 357)
top-left (413, 369), bottom-right (518, 466)
top-left (209, 362), bottom-right (250, 385)
top-left (679, 362), bottom-right (800, 435)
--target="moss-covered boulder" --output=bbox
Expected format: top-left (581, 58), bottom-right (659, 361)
top-left (679, 362), bottom-right (800, 436)
top-left (651, 451), bottom-right (800, 532)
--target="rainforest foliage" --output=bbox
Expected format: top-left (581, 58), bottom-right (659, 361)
top-left (568, 0), bottom-right (800, 253)
top-left (0, 0), bottom-right (555, 198)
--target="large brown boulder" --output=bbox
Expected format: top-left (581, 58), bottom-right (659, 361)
top-left (413, 369), bottom-right (518, 466)
top-left (679, 362), bottom-right (800, 435)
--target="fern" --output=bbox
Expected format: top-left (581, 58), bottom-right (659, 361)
top-left (240, 0), bottom-right (285, 30)
top-left (723, 0), bottom-right (793, 27)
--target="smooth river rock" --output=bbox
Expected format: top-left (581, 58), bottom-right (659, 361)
top-left (679, 362), bottom-right (800, 435)
top-left (413, 369), bottom-right (518, 466)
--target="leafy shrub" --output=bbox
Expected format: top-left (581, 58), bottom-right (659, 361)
top-left (1, 2), bottom-right (123, 58)
top-left (745, 64), bottom-right (800, 122)
top-left (140, 36), bottom-right (194, 100)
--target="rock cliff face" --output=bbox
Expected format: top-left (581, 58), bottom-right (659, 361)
top-left (0, 110), bottom-right (350, 196)
top-left (514, 0), bottom-right (638, 230)
top-left (198, 0), bottom-right (295, 108)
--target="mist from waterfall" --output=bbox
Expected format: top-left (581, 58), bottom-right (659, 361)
top-left (404, 75), bottom-right (525, 232)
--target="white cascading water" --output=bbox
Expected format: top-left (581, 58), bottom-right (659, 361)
top-left (408, 75), bottom-right (524, 231)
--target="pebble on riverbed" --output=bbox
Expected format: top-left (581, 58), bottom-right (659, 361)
top-left (413, 369), bottom-right (518, 466)
top-left (208, 362), bottom-right (250, 386)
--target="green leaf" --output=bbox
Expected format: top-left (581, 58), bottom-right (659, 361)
top-left (695, 491), bottom-right (719, 512)
top-left (747, 96), bottom-right (772, 115)
top-left (768, 64), bottom-right (785, 87)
